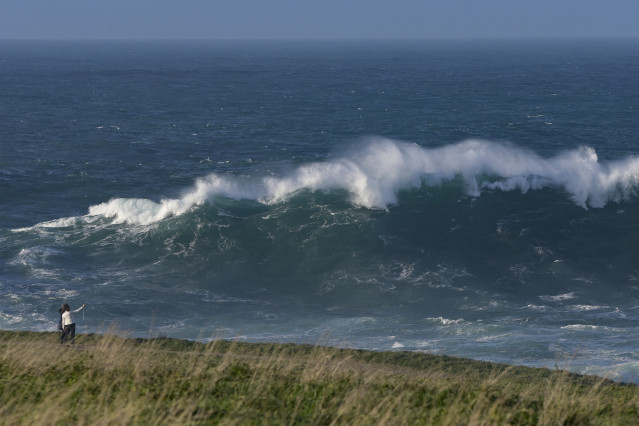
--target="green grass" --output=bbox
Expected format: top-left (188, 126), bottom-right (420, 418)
top-left (1, 330), bottom-right (638, 425)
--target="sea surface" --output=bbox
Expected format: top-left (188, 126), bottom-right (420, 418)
top-left (2, 39), bottom-right (639, 382)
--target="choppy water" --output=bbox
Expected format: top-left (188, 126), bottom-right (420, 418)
top-left (2, 39), bottom-right (639, 382)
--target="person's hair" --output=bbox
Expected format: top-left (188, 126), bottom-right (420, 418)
top-left (63, 303), bottom-right (70, 312)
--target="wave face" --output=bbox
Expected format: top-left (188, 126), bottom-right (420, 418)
top-left (3, 40), bottom-right (639, 383)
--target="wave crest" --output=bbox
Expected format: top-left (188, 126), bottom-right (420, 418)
top-left (22, 138), bottom-right (639, 227)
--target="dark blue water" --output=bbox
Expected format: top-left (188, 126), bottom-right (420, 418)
top-left (2, 39), bottom-right (639, 381)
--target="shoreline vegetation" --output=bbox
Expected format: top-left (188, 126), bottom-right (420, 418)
top-left (1, 330), bottom-right (638, 425)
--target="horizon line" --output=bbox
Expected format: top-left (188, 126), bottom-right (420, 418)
top-left (2, 35), bottom-right (638, 42)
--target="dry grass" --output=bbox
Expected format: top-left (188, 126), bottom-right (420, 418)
top-left (1, 330), bottom-right (638, 425)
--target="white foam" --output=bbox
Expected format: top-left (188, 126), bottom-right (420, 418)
top-left (539, 292), bottom-right (576, 302)
top-left (9, 247), bottom-right (63, 267)
top-left (15, 138), bottom-right (639, 227)
top-left (562, 324), bottom-right (595, 330)
top-left (523, 304), bottom-right (547, 311)
top-left (12, 217), bottom-right (78, 232)
top-left (568, 304), bottom-right (608, 312)
top-left (427, 316), bottom-right (465, 325)
top-left (0, 312), bottom-right (23, 324)
top-left (560, 324), bottom-right (625, 332)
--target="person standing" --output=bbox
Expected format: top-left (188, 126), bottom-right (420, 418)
top-left (60, 303), bottom-right (86, 345)
top-left (58, 305), bottom-right (64, 332)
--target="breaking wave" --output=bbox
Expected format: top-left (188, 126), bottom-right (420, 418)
top-left (20, 138), bottom-right (639, 227)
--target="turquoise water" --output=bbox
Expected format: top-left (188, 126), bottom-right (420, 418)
top-left (2, 39), bottom-right (639, 381)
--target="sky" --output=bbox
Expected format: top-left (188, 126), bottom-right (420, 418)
top-left (1, 0), bottom-right (639, 40)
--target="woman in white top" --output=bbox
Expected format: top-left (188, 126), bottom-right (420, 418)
top-left (60, 303), bottom-right (86, 345)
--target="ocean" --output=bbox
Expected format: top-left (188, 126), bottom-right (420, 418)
top-left (2, 39), bottom-right (639, 382)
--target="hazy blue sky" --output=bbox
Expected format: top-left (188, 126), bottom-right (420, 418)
top-left (2, 0), bottom-right (639, 40)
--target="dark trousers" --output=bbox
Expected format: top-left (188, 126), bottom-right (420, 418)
top-left (61, 323), bottom-right (76, 344)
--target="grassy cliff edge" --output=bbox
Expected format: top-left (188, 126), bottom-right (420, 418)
top-left (1, 330), bottom-right (638, 425)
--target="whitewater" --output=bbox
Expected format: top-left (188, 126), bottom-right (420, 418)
top-left (31, 139), bottom-right (638, 228)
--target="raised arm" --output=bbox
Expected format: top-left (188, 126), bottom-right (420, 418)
top-left (71, 304), bottom-right (86, 313)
